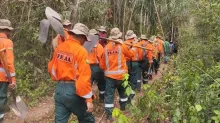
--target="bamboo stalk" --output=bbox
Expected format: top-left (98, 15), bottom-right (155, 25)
top-left (122, 0), bottom-right (127, 41)
top-left (153, 0), bottom-right (165, 39)
top-left (128, 0), bottom-right (137, 30)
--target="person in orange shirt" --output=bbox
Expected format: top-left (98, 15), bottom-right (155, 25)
top-left (156, 34), bottom-right (164, 66)
top-left (124, 30), bottom-right (142, 95)
top-left (48, 23), bottom-right (95, 123)
top-left (99, 28), bottom-right (134, 121)
top-left (0, 19), bottom-right (16, 122)
top-left (152, 36), bottom-right (159, 75)
top-left (138, 35), bottom-right (153, 86)
top-left (52, 20), bottom-right (72, 50)
top-left (86, 29), bottom-right (105, 102)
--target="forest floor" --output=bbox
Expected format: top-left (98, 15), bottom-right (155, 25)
top-left (4, 64), bottom-right (166, 123)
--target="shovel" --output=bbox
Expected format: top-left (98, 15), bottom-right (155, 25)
top-left (9, 91), bottom-right (28, 120)
top-left (6, 71), bottom-right (28, 120)
top-left (38, 19), bottom-right (50, 44)
top-left (38, 7), bottom-right (65, 43)
top-left (83, 35), bottom-right (99, 53)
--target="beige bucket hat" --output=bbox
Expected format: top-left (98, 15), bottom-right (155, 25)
top-left (68, 23), bottom-right (90, 41)
top-left (62, 20), bottom-right (72, 26)
top-left (125, 30), bottom-right (136, 40)
top-left (0, 19), bottom-right (13, 30)
top-left (98, 26), bottom-right (107, 32)
top-left (109, 28), bottom-right (122, 40)
top-left (156, 34), bottom-right (163, 39)
top-left (140, 34), bottom-right (148, 40)
top-left (149, 36), bottom-right (156, 43)
top-left (89, 29), bottom-right (98, 35)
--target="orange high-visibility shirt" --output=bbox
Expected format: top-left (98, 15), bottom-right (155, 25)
top-left (145, 43), bottom-right (153, 63)
top-left (152, 43), bottom-right (159, 59)
top-left (156, 38), bottom-right (164, 54)
top-left (133, 41), bottom-right (145, 61)
top-left (0, 33), bottom-right (16, 83)
top-left (99, 42), bottom-right (134, 80)
top-left (124, 39), bottom-right (141, 61)
top-left (48, 36), bottom-right (92, 102)
top-left (87, 43), bottom-right (104, 64)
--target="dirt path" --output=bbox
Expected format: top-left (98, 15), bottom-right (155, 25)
top-left (4, 64), bottom-right (166, 123)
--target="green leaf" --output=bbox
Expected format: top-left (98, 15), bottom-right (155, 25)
top-left (112, 108), bottom-right (120, 117)
top-left (195, 104), bottom-right (202, 112)
top-left (175, 108), bottom-right (181, 118)
top-left (214, 110), bottom-right (220, 115)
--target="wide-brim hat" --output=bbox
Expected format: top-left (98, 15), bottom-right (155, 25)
top-left (62, 20), bottom-right (72, 26)
top-left (148, 36), bottom-right (156, 43)
top-left (156, 34), bottom-right (163, 39)
top-left (0, 19), bottom-right (13, 30)
top-left (125, 30), bottom-right (136, 40)
top-left (89, 29), bottom-right (98, 35)
top-left (140, 34), bottom-right (148, 40)
top-left (98, 26), bottom-right (107, 32)
top-left (109, 28), bottom-right (122, 40)
top-left (68, 23), bottom-right (91, 41)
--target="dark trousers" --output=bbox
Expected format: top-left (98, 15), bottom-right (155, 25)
top-left (55, 82), bottom-right (95, 123)
top-left (90, 64), bottom-right (106, 101)
top-left (139, 58), bottom-right (149, 86)
top-left (104, 77), bottom-right (128, 119)
top-left (126, 61), bottom-right (141, 91)
top-left (0, 82), bottom-right (8, 123)
top-left (153, 58), bottom-right (159, 73)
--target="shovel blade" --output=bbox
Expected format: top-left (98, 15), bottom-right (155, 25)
top-left (38, 19), bottom-right (50, 43)
top-left (83, 35), bottom-right (99, 53)
top-left (45, 7), bottom-right (65, 37)
top-left (45, 7), bottom-right (61, 21)
top-left (47, 16), bottom-right (65, 37)
top-left (9, 96), bottom-right (28, 119)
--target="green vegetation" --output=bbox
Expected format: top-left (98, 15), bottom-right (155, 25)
top-left (0, 0), bottom-right (219, 122)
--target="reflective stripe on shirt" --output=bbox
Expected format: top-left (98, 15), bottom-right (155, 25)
top-left (0, 67), bottom-right (16, 77)
top-left (105, 46), bottom-right (124, 75)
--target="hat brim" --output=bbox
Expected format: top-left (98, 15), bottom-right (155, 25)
top-left (63, 23), bottom-right (72, 26)
top-left (125, 34), bottom-right (136, 40)
top-left (69, 29), bottom-right (91, 42)
top-left (141, 38), bottom-right (148, 40)
top-left (0, 26), bottom-right (13, 30)
top-left (98, 29), bottom-right (107, 32)
top-left (109, 32), bottom-right (122, 40)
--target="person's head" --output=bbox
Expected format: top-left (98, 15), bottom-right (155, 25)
top-left (125, 30), bottom-right (136, 40)
top-left (156, 34), bottom-right (163, 40)
top-left (149, 36), bottom-right (156, 44)
top-left (68, 23), bottom-right (90, 45)
top-left (109, 28), bottom-right (122, 40)
top-left (89, 29), bottom-right (98, 35)
top-left (140, 34), bottom-right (148, 41)
top-left (98, 26), bottom-right (107, 34)
top-left (0, 19), bottom-right (13, 37)
top-left (62, 20), bottom-right (72, 30)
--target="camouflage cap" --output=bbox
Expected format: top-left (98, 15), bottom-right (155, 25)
top-left (68, 23), bottom-right (91, 41)
top-left (89, 29), bottom-right (98, 35)
top-left (0, 19), bottom-right (13, 30)
top-left (109, 28), bottom-right (122, 40)
top-left (98, 26), bottom-right (107, 32)
top-left (62, 20), bottom-right (72, 26)
top-left (125, 30), bottom-right (136, 40)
